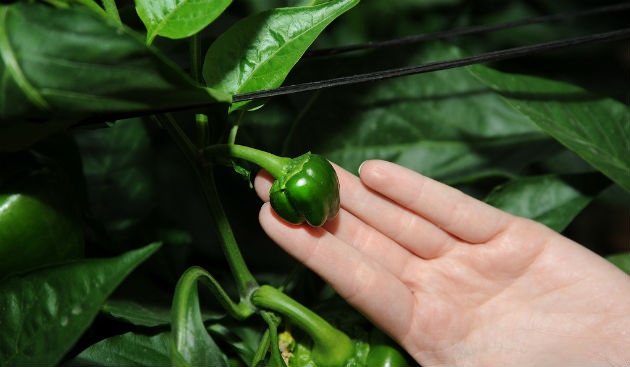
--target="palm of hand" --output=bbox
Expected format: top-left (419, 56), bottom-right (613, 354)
top-left (255, 160), bottom-right (630, 366)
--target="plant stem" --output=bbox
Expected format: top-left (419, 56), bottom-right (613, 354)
top-left (101, 0), bottom-right (121, 25)
top-left (156, 114), bottom-right (259, 302)
top-left (251, 328), bottom-right (271, 366)
top-left (189, 34), bottom-right (202, 83)
top-left (204, 144), bottom-right (291, 179)
top-left (188, 34), bottom-right (210, 149)
top-left (260, 310), bottom-right (287, 367)
top-left (175, 266), bottom-right (254, 321)
top-left (228, 110), bottom-right (244, 145)
top-left (252, 285), bottom-right (354, 366)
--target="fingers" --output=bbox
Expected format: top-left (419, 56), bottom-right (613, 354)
top-left (255, 165), bottom-right (456, 259)
top-left (256, 168), bottom-right (418, 278)
top-left (259, 203), bottom-right (416, 337)
top-left (359, 160), bottom-right (511, 244)
top-left (332, 163), bottom-right (457, 259)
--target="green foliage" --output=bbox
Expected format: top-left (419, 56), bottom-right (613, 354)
top-left (0, 0), bottom-right (627, 366)
top-left (170, 267), bottom-right (230, 367)
top-left (135, 0), bottom-right (233, 44)
top-left (0, 145), bottom-right (84, 278)
top-left (606, 253), bottom-right (630, 275)
top-left (276, 43), bottom-right (559, 183)
top-left (0, 242), bottom-right (161, 366)
top-left (469, 65), bottom-right (630, 191)
top-left (484, 173), bottom-right (610, 232)
top-left (203, 0), bottom-right (358, 112)
top-left (0, 2), bottom-right (229, 151)
top-left (68, 332), bottom-right (171, 367)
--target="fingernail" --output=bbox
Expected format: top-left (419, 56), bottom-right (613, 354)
top-left (358, 160), bottom-right (367, 176)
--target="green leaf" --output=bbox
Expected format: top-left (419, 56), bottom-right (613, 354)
top-left (170, 268), bottom-right (229, 367)
top-left (102, 299), bottom-right (224, 327)
top-left (484, 173), bottom-right (610, 232)
top-left (68, 332), bottom-right (171, 367)
top-left (468, 65), bottom-right (630, 191)
top-left (0, 2), bottom-right (229, 151)
top-left (606, 253), bottom-right (630, 275)
top-left (135, 0), bottom-right (232, 45)
top-left (274, 42), bottom-right (559, 183)
top-left (202, 0), bottom-right (358, 112)
top-left (0, 242), bottom-right (162, 366)
top-left (75, 119), bottom-right (155, 241)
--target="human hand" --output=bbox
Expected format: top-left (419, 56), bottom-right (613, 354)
top-left (254, 160), bottom-right (630, 366)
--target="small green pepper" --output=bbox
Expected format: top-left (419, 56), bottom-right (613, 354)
top-left (269, 152), bottom-right (340, 226)
top-left (204, 145), bottom-right (340, 227)
top-left (366, 330), bottom-right (409, 367)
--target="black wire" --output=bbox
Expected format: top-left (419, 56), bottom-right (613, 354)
top-left (78, 29), bottom-right (629, 125)
top-left (231, 29), bottom-right (629, 103)
top-left (305, 2), bottom-right (630, 57)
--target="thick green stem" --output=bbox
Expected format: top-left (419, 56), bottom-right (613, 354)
top-left (204, 144), bottom-right (291, 179)
top-left (101, 0), bottom-right (121, 24)
top-left (157, 114), bottom-right (258, 302)
top-left (252, 285), bottom-right (354, 366)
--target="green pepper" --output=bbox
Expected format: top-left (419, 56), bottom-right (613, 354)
top-left (204, 145), bottom-right (340, 227)
top-left (366, 330), bottom-right (409, 367)
top-left (269, 152), bottom-right (340, 226)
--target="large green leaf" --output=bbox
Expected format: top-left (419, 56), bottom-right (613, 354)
top-left (0, 2), bottom-right (229, 151)
top-left (273, 42), bottom-right (560, 183)
top-left (135, 0), bottom-right (232, 45)
top-left (484, 173), bottom-right (610, 232)
top-left (203, 0), bottom-right (358, 112)
top-left (468, 65), bottom-right (630, 191)
top-left (0, 242), bottom-right (162, 366)
top-left (68, 332), bottom-right (171, 367)
top-left (75, 119), bottom-right (155, 244)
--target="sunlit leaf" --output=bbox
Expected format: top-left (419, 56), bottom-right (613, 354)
top-left (135, 0), bottom-right (232, 44)
top-left (203, 0), bottom-right (358, 112)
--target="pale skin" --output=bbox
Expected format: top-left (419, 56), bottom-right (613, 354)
top-left (254, 160), bottom-right (630, 366)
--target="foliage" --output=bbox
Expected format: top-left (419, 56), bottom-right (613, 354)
top-left (0, 0), bottom-right (627, 366)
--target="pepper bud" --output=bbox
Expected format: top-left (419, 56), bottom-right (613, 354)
top-left (269, 152), bottom-right (340, 227)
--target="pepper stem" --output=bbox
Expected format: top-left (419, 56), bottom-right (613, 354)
top-left (252, 285), bottom-right (354, 366)
top-left (156, 114), bottom-right (259, 302)
top-left (204, 144), bottom-right (291, 179)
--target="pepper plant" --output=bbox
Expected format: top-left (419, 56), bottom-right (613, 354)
top-left (0, 0), bottom-right (628, 366)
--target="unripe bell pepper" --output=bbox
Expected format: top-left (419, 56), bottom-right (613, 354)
top-left (269, 152), bottom-right (340, 226)
top-left (204, 145), bottom-right (340, 227)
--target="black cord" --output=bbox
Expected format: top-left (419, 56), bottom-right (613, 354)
top-left (232, 29), bottom-right (629, 103)
top-left (77, 29), bottom-right (629, 125)
top-left (305, 2), bottom-right (630, 57)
